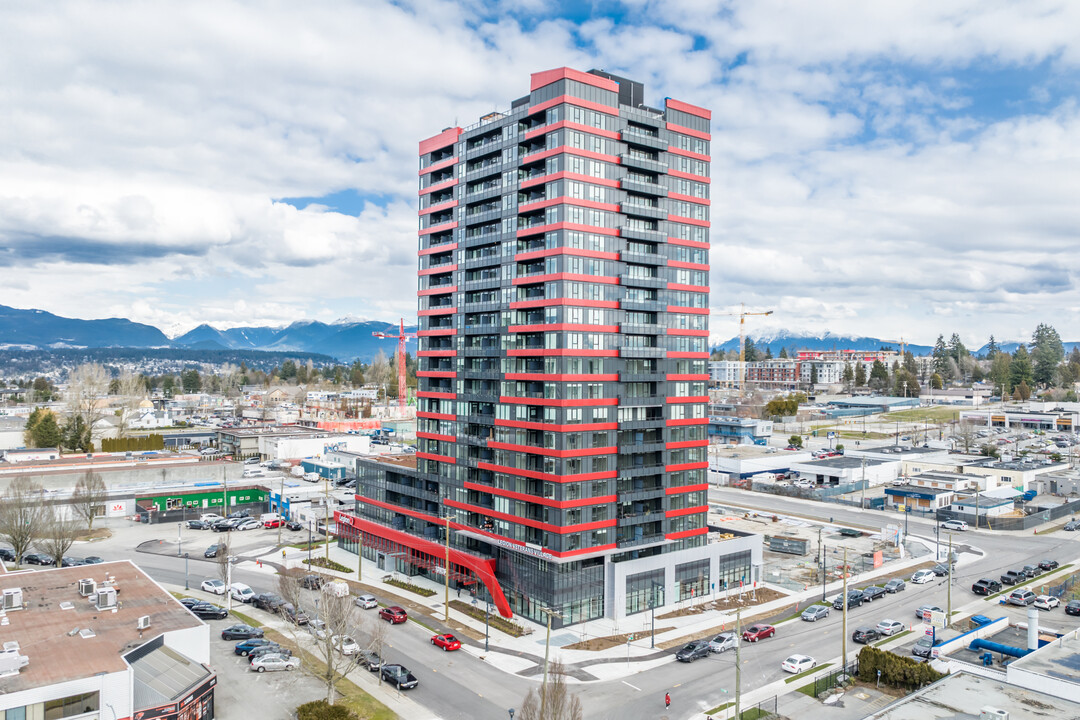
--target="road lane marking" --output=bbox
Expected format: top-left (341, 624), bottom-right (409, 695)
top-left (622, 681), bottom-right (641, 691)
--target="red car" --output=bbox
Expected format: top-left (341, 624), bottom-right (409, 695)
top-left (262, 519), bottom-right (282, 529)
top-left (431, 633), bottom-right (461, 651)
top-left (742, 624), bottom-right (775, 642)
top-left (379, 606), bottom-right (408, 624)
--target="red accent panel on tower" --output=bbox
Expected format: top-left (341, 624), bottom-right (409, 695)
top-left (665, 98), bottom-right (712, 120)
top-left (419, 127), bottom-right (462, 156)
top-left (530, 67), bottom-right (620, 93)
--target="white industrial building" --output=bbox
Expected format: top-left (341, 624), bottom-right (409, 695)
top-left (258, 433), bottom-right (371, 461)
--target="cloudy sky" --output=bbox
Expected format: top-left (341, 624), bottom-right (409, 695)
top-left (2, 0), bottom-right (1079, 347)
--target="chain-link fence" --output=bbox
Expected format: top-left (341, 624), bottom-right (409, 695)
top-left (935, 497), bottom-right (1080, 532)
top-left (1049, 573), bottom-right (1078, 598)
top-left (733, 695), bottom-right (778, 719)
top-left (804, 659), bottom-right (859, 699)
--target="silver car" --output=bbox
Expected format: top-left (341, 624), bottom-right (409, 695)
top-left (708, 631), bottom-right (738, 653)
top-left (801, 605), bottom-right (830, 622)
top-left (250, 653), bottom-right (300, 672)
top-left (876, 619), bottom-right (905, 636)
top-left (355, 593), bottom-right (378, 609)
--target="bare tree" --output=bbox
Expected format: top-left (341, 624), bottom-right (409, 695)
top-left (66, 363), bottom-right (110, 445)
top-left (113, 370), bottom-right (148, 438)
top-left (278, 573), bottom-right (360, 703)
top-left (71, 470), bottom-right (108, 531)
top-left (0, 477), bottom-right (47, 564)
top-left (517, 660), bottom-right (582, 720)
top-left (38, 508), bottom-right (81, 567)
top-left (364, 609), bottom-right (390, 687)
top-left (957, 419), bottom-right (979, 454)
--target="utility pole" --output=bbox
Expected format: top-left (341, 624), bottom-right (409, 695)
top-left (277, 475), bottom-right (283, 547)
top-left (444, 512), bottom-right (452, 622)
top-left (538, 606), bottom-right (563, 720)
top-left (947, 533), bottom-right (953, 623)
top-left (734, 606), bottom-right (742, 720)
top-left (821, 541), bottom-right (827, 601)
top-left (324, 476), bottom-right (331, 561)
top-left (842, 547), bottom-right (848, 672)
top-left (860, 456), bottom-right (867, 509)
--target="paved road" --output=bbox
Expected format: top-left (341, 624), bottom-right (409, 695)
top-left (78, 505), bottom-right (1080, 720)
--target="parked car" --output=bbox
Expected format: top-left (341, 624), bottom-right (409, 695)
top-left (201, 579), bottom-right (226, 594)
top-left (781, 654), bottom-right (816, 674)
top-left (285, 520), bottom-right (303, 531)
top-left (234, 638), bottom-right (276, 656)
top-left (1039, 560), bottom-right (1060, 571)
top-left (1008, 589), bottom-right (1036, 606)
top-left (708, 632), bottom-right (738, 653)
top-left (941, 519), bottom-right (968, 531)
top-left (229, 583), bottom-right (255, 603)
top-left (431, 634), bottom-right (462, 651)
top-left (359, 650), bottom-right (383, 671)
top-left (876, 619), bottom-right (905, 636)
top-left (972, 578), bottom-right (1002, 595)
top-left (931, 564), bottom-right (950, 577)
top-left (61, 556), bottom-right (84, 567)
top-left (801, 605), bottom-right (830, 622)
top-left (253, 593), bottom-right (285, 613)
top-left (262, 518), bottom-right (282, 529)
top-left (1035, 595), bottom-right (1060, 610)
top-left (299, 574), bottom-right (323, 590)
top-left (1064, 520), bottom-right (1080, 531)
top-left (1022, 565), bottom-right (1043, 578)
top-left (281, 603), bottom-right (309, 625)
top-left (911, 569), bottom-right (935, 584)
top-left (23, 553), bottom-right (53, 565)
top-left (178, 597), bottom-right (201, 609)
top-left (333, 635), bottom-right (361, 655)
top-left (861, 586), bottom-right (886, 602)
top-left (201, 513), bottom-right (224, 522)
top-left (1066, 600), bottom-right (1080, 616)
top-left (228, 510), bottom-right (251, 519)
top-left (234, 519), bottom-right (260, 531)
top-left (0, 548), bottom-right (16, 562)
top-left (852, 627), bottom-right (881, 644)
top-left (221, 624), bottom-right (263, 640)
top-left (380, 664), bottom-right (418, 689)
top-left (833, 590), bottom-right (864, 610)
top-left (884, 579), bottom-right (906, 593)
top-left (189, 602), bottom-right (228, 620)
top-left (379, 606), bottom-right (408, 624)
top-left (211, 519), bottom-right (239, 532)
top-left (675, 640), bottom-right (711, 662)
top-left (915, 605), bottom-right (942, 620)
top-left (251, 653), bottom-right (300, 673)
top-left (912, 636), bottom-right (934, 658)
top-left (83, 556), bottom-right (104, 564)
top-left (1000, 570), bottom-right (1027, 585)
top-left (742, 624), bottom-right (775, 642)
top-left (204, 544), bottom-right (223, 559)
top-left (187, 519), bottom-right (210, 530)
top-left (355, 594), bottom-right (378, 609)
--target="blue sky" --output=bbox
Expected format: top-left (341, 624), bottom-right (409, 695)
top-left (1, 0), bottom-right (1079, 346)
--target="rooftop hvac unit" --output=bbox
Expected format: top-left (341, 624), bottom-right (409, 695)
top-left (2, 588), bottom-right (23, 611)
top-left (78, 578), bottom-right (96, 597)
top-left (980, 709), bottom-right (1009, 720)
top-left (136, 615), bottom-right (151, 630)
top-left (0, 648), bottom-right (29, 677)
top-left (94, 587), bottom-right (117, 611)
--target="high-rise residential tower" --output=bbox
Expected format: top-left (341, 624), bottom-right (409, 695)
top-left (335, 67), bottom-right (762, 628)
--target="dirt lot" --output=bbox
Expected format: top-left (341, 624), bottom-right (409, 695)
top-left (562, 625), bottom-right (675, 651)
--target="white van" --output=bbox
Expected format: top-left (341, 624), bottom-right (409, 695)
top-left (229, 583), bottom-right (255, 603)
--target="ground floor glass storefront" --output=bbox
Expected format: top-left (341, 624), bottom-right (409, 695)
top-left (496, 550), bottom-right (605, 628)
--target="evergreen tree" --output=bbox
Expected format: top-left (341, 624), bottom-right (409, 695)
top-left (948, 333), bottom-right (968, 365)
top-left (1009, 345), bottom-right (1034, 390)
top-left (743, 338), bottom-right (758, 363)
top-left (778, 347), bottom-right (789, 359)
top-left (181, 368), bottom-right (201, 393)
top-left (869, 360), bottom-right (889, 390)
top-left (764, 346), bottom-right (773, 360)
top-left (986, 335), bottom-right (999, 358)
top-left (28, 410), bottom-right (62, 448)
top-left (855, 362), bottom-right (867, 387)
top-left (810, 365), bottom-right (819, 384)
top-left (931, 335), bottom-right (950, 377)
top-left (989, 352), bottom-right (1012, 394)
top-left (1031, 323), bottom-right (1065, 387)
top-left (893, 369), bottom-right (920, 397)
top-left (62, 415), bottom-right (93, 452)
top-left (841, 364), bottom-right (854, 384)
top-left (903, 351), bottom-right (918, 376)
top-left (930, 373), bottom-right (944, 390)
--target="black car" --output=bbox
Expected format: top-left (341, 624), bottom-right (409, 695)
top-left (861, 586), bottom-right (886, 602)
top-left (212, 518), bottom-right (240, 532)
top-left (61, 556), bottom-right (84, 567)
top-left (234, 638), bottom-right (276, 656)
top-left (852, 626), bottom-right (881, 644)
top-left (360, 650), bottom-right (382, 671)
top-left (189, 602), bottom-right (229, 620)
top-left (253, 593), bottom-right (286, 613)
top-left (83, 556), bottom-right (104, 564)
top-left (228, 510), bottom-right (251, 519)
top-left (675, 640), bottom-right (711, 662)
top-left (833, 590), bottom-right (864, 610)
top-left (380, 664), bottom-right (418, 690)
top-left (281, 603), bottom-right (309, 625)
top-left (1040, 560), bottom-right (1060, 571)
top-left (187, 519), bottom-right (210, 530)
top-left (299, 574), bottom-right (323, 590)
top-left (285, 520), bottom-right (303, 531)
top-left (1001, 570), bottom-right (1027, 585)
top-left (249, 645), bottom-right (292, 662)
top-left (972, 578), bottom-right (1002, 595)
top-left (883, 578), bottom-right (906, 593)
top-left (24, 553), bottom-right (54, 565)
top-left (0, 548), bottom-right (15, 562)
top-left (1023, 565), bottom-right (1042, 578)
top-left (204, 544), bottom-right (223, 559)
top-left (931, 564), bottom-right (950, 577)
top-left (1066, 600), bottom-right (1080, 617)
top-left (221, 624), bottom-right (264, 640)
top-left (912, 636), bottom-right (934, 658)
top-left (178, 597), bottom-right (202, 609)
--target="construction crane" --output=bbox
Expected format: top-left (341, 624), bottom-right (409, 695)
top-left (372, 319), bottom-right (417, 415)
top-left (883, 338), bottom-right (908, 357)
top-left (715, 304), bottom-right (774, 391)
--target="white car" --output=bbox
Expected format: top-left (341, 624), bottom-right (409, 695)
top-left (333, 635), bottom-right (361, 655)
top-left (201, 579), bottom-right (226, 595)
top-left (911, 569), bottom-right (936, 584)
top-left (708, 632), bottom-right (738, 653)
top-left (308, 619), bottom-right (328, 639)
top-left (876, 619), bottom-right (905, 636)
top-left (1034, 595), bottom-right (1060, 610)
top-left (235, 519), bottom-right (260, 531)
top-left (781, 654), bottom-right (816, 674)
top-left (940, 520), bottom-right (968, 531)
top-left (230, 583), bottom-right (255, 603)
top-left (355, 594), bottom-right (378, 609)
top-left (250, 653), bottom-right (300, 673)
top-left (200, 513), bottom-right (224, 522)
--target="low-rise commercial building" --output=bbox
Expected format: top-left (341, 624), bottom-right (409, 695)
top-left (707, 415), bottom-right (773, 444)
top-left (790, 456), bottom-right (900, 486)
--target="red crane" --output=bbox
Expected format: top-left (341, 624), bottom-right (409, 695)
top-left (372, 319), bottom-right (416, 414)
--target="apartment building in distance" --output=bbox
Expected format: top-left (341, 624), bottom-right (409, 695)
top-left (335, 67), bottom-right (762, 628)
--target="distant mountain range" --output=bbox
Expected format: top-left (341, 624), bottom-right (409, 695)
top-left (712, 331), bottom-right (934, 356)
top-left (0, 304), bottom-right (415, 362)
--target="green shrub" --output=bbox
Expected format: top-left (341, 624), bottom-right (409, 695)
top-left (296, 700), bottom-right (356, 720)
top-left (383, 577), bottom-right (436, 597)
top-left (857, 646), bottom-right (944, 690)
top-left (304, 557), bottom-right (351, 573)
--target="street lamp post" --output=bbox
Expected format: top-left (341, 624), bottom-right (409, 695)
top-left (184, 552), bottom-right (189, 590)
top-left (485, 600), bottom-right (492, 652)
top-left (537, 606), bottom-right (563, 719)
top-left (443, 512), bottom-right (452, 623)
top-left (821, 542), bottom-right (827, 601)
top-left (176, 522), bottom-right (182, 556)
top-left (225, 556), bottom-right (236, 612)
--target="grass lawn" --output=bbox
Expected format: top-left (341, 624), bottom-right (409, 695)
top-left (886, 407), bottom-right (960, 422)
top-left (796, 680), bottom-right (818, 697)
top-left (986, 564), bottom-right (1073, 601)
top-left (875, 629), bottom-right (912, 646)
top-left (784, 662), bottom-right (832, 684)
top-left (230, 609), bottom-right (262, 628)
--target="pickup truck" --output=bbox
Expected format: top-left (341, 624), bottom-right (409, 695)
top-left (1000, 569), bottom-right (1027, 586)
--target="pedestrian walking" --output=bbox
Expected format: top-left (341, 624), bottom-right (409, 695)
top-left (664, 692), bottom-right (670, 709)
